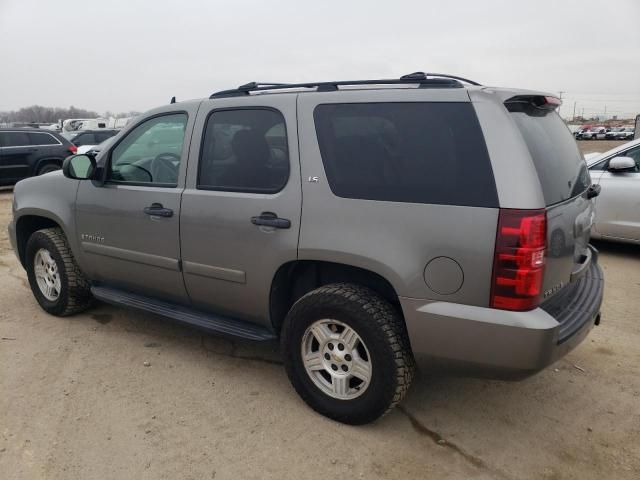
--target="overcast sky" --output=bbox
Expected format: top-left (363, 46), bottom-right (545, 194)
top-left (1, 0), bottom-right (639, 119)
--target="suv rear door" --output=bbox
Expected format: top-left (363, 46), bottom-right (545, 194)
top-left (180, 94), bottom-right (301, 326)
top-left (506, 98), bottom-right (594, 299)
top-left (0, 131), bottom-right (32, 182)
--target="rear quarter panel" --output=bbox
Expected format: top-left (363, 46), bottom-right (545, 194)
top-left (297, 90), bottom-right (499, 306)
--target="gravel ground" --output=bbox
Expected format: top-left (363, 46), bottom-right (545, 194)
top-left (1, 144), bottom-right (638, 479)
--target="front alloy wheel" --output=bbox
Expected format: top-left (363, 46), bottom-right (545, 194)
top-left (25, 228), bottom-right (92, 316)
top-left (33, 248), bottom-right (62, 301)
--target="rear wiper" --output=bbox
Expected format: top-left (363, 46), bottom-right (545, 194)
top-left (584, 184), bottom-right (601, 199)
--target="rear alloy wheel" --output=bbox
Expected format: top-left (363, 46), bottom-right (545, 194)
top-left (282, 283), bottom-right (415, 424)
top-left (301, 318), bottom-right (373, 400)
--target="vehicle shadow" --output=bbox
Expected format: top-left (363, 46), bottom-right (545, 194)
top-left (591, 239), bottom-right (639, 258)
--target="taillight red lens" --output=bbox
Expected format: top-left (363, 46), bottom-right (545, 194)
top-left (491, 209), bottom-right (547, 311)
top-left (68, 144), bottom-right (77, 154)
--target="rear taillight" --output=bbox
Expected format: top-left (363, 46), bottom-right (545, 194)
top-left (490, 209), bottom-right (547, 311)
top-left (68, 144), bottom-right (77, 154)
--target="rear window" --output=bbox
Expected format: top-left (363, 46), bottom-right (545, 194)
top-left (313, 102), bottom-right (498, 207)
top-left (510, 111), bottom-right (590, 205)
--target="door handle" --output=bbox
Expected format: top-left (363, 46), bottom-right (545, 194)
top-left (144, 203), bottom-right (173, 218)
top-left (251, 212), bottom-right (291, 229)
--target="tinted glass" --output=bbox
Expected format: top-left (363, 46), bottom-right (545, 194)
top-left (28, 132), bottom-right (59, 145)
top-left (108, 113), bottom-right (187, 186)
top-left (72, 133), bottom-right (96, 146)
top-left (510, 111), bottom-right (590, 205)
top-left (624, 145), bottom-right (640, 168)
top-left (313, 102), bottom-right (497, 207)
top-left (1, 131), bottom-right (31, 147)
top-left (198, 109), bottom-right (289, 193)
top-left (96, 131), bottom-right (117, 142)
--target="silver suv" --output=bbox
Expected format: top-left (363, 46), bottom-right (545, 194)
top-left (8, 73), bottom-right (604, 424)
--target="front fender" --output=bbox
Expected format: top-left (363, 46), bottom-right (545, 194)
top-left (12, 173), bottom-right (82, 267)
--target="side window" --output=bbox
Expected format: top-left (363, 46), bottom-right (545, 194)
top-left (1, 131), bottom-right (31, 147)
top-left (28, 132), bottom-right (59, 145)
top-left (624, 146), bottom-right (640, 169)
top-left (108, 113), bottom-right (187, 186)
top-left (73, 133), bottom-right (96, 146)
top-left (313, 102), bottom-right (498, 207)
top-left (96, 131), bottom-right (116, 143)
top-left (590, 146), bottom-right (640, 172)
top-left (589, 159), bottom-right (609, 171)
top-left (198, 109), bottom-right (289, 193)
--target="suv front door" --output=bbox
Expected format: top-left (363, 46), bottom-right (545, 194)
top-left (180, 96), bottom-right (301, 326)
top-left (74, 106), bottom-right (197, 302)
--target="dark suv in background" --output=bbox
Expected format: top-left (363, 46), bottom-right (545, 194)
top-left (0, 129), bottom-right (77, 185)
top-left (64, 129), bottom-right (119, 147)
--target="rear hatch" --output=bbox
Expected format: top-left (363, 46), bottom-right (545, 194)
top-left (506, 96), bottom-right (594, 302)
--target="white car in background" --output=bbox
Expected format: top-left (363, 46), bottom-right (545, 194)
top-left (76, 136), bottom-right (117, 155)
top-left (587, 138), bottom-right (640, 243)
top-left (580, 127), bottom-right (608, 140)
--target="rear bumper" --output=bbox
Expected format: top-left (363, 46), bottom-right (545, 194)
top-left (401, 252), bottom-right (604, 379)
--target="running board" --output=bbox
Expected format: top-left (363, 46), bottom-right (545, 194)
top-left (91, 286), bottom-right (277, 342)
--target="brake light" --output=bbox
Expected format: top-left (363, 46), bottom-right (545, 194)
top-left (490, 209), bottom-right (547, 311)
top-left (68, 144), bottom-right (77, 154)
top-left (544, 96), bottom-right (562, 107)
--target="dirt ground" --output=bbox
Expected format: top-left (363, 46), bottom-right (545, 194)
top-left (1, 144), bottom-right (639, 479)
top-left (577, 139), bottom-right (625, 155)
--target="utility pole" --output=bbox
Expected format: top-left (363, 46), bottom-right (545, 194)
top-left (572, 101), bottom-right (577, 122)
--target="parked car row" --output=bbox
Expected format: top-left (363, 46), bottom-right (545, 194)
top-left (605, 126), bottom-right (635, 140)
top-left (0, 128), bottom-right (120, 185)
top-left (575, 126), bottom-right (635, 140)
top-left (0, 129), bottom-right (78, 185)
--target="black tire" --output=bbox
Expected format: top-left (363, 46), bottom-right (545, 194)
top-left (281, 283), bottom-right (415, 425)
top-left (37, 163), bottom-right (61, 176)
top-left (25, 228), bottom-right (92, 316)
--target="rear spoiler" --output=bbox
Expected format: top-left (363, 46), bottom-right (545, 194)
top-left (504, 95), bottom-right (562, 116)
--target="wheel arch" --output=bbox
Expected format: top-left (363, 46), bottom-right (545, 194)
top-left (269, 260), bottom-right (402, 335)
top-left (15, 213), bottom-right (65, 267)
top-left (33, 157), bottom-right (64, 175)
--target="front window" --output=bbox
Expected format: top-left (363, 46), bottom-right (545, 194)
top-left (108, 113), bottom-right (187, 186)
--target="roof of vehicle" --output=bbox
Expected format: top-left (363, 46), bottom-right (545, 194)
top-left (205, 72), bottom-right (555, 102)
top-left (70, 129), bottom-right (119, 134)
top-left (586, 137), bottom-right (640, 167)
top-left (0, 127), bottom-right (60, 132)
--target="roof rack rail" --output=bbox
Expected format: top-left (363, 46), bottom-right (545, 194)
top-left (210, 72), bottom-right (481, 98)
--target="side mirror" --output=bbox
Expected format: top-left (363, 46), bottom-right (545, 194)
top-left (608, 156), bottom-right (637, 173)
top-left (62, 154), bottom-right (96, 180)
